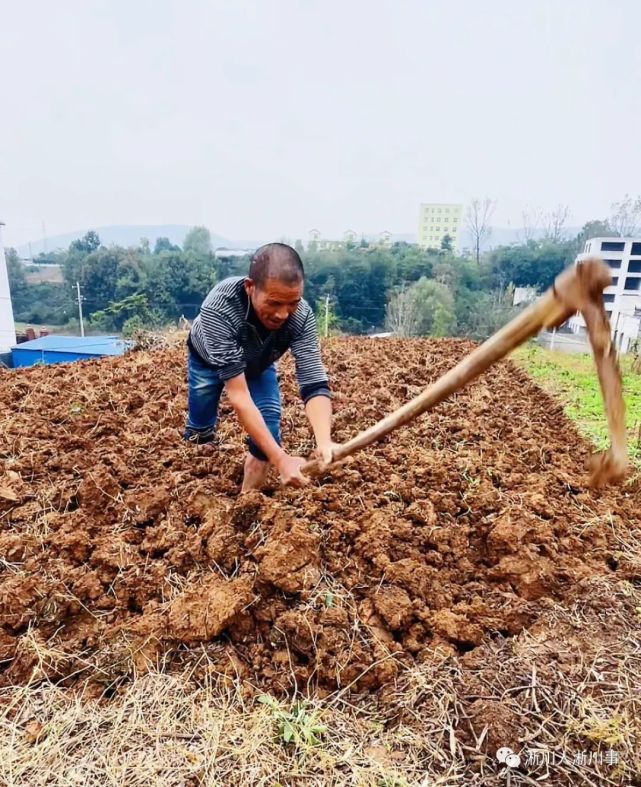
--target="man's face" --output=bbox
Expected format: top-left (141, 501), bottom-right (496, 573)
top-left (245, 277), bottom-right (303, 331)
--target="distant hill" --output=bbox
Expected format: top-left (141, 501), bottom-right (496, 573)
top-left (14, 224), bottom-right (584, 260)
top-left (16, 225), bottom-right (231, 258)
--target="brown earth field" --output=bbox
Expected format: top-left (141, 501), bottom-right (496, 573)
top-left (1, 337), bottom-right (640, 785)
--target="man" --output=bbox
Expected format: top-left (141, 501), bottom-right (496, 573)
top-left (184, 242), bottom-right (336, 491)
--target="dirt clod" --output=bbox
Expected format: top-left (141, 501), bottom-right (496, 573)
top-left (168, 575), bottom-right (254, 643)
top-left (0, 338), bottom-right (638, 695)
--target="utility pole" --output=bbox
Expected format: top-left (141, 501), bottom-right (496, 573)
top-left (75, 282), bottom-right (85, 337)
top-left (324, 294), bottom-right (330, 338)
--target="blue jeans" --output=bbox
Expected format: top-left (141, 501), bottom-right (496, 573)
top-left (183, 351), bottom-right (281, 461)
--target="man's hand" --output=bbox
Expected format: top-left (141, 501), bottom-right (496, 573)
top-left (314, 441), bottom-right (341, 469)
top-left (276, 453), bottom-right (310, 487)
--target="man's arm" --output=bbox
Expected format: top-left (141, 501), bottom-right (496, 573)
top-left (224, 374), bottom-right (308, 486)
top-left (290, 309), bottom-right (336, 463)
top-left (304, 395), bottom-right (335, 463)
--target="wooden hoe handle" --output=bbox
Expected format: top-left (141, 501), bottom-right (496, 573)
top-left (303, 258), bottom-right (628, 487)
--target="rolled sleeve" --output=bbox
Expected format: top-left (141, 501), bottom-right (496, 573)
top-left (217, 361), bottom-right (247, 381)
top-left (300, 381), bottom-right (331, 404)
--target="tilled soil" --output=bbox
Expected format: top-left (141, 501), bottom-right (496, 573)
top-left (0, 338), bottom-right (639, 695)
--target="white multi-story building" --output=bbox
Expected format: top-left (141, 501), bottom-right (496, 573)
top-left (568, 237), bottom-right (641, 353)
top-left (417, 203), bottom-right (462, 251)
top-left (0, 221), bottom-right (17, 354)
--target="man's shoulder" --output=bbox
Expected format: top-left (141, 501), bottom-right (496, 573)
top-left (210, 276), bottom-right (246, 297)
top-left (297, 297), bottom-right (313, 317)
top-left (289, 298), bottom-right (315, 334)
top-left (203, 277), bottom-right (246, 309)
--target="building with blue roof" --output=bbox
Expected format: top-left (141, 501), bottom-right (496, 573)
top-left (11, 335), bottom-right (128, 367)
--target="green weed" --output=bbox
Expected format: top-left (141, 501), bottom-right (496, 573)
top-left (257, 694), bottom-right (327, 749)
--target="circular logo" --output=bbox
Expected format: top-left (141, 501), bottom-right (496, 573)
top-left (496, 747), bottom-right (521, 768)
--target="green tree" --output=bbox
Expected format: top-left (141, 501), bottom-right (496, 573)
top-left (411, 277), bottom-right (456, 336)
top-left (453, 286), bottom-right (520, 339)
top-left (216, 252), bottom-right (250, 281)
top-left (63, 231), bottom-right (101, 289)
top-left (5, 248), bottom-right (28, 305)
top-left (13, 282), bottom-right (75, 325)
top-left (90, 293), bottom-right (162, 332)
top-left (145, 249), bottom-right (216, 318)
top-left (330, 250), bottom-right (391, 331)
top-left (7, 247), bottom-right (76, 325)
top-left (70, 231), bottom-right (101, 255)
top-left (183, 226), bottom-right (212, 257)
top-left (115, 250), bottom-right (148, 301)
top-left (390, 243), bottom-right (435, 285)
top-left (154, 236), bottom-right (180, 254)
top-left (488, 241), bottom-right (572, 290)
top-left (77, 248), bottom-right (123, 314)
top-left (441, 233), bottom-right (453, 252)
top-left (386, 277), bottom-right (455, 337)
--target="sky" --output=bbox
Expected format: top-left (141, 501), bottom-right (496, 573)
top-left (1, 0), bottom-right (640, 248)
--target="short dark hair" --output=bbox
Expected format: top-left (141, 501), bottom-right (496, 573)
top-left (248, 243), bottom-right (304, 288)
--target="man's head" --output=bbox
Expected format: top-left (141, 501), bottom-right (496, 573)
top-left (245, 243), bottom-right (304, 330)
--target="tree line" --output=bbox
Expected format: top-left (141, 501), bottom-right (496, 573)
top-left (3, 215), bottom-right (627, 340)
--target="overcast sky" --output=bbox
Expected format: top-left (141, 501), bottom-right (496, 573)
top-left (1, 0), bottom-right (640, 247)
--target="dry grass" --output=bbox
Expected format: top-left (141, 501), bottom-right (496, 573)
top-left (2, 339), bottom-right (640, 785)
top-left (127, 328), bottom-right (190, 351)
top-left (1, 576), bottom-right (639, 787)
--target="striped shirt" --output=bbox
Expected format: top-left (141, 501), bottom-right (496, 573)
top-left (188, 277), bottom-right (330, 403)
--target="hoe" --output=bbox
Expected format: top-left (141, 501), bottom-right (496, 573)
top-left (304, 258), bottom-right (627, 487)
